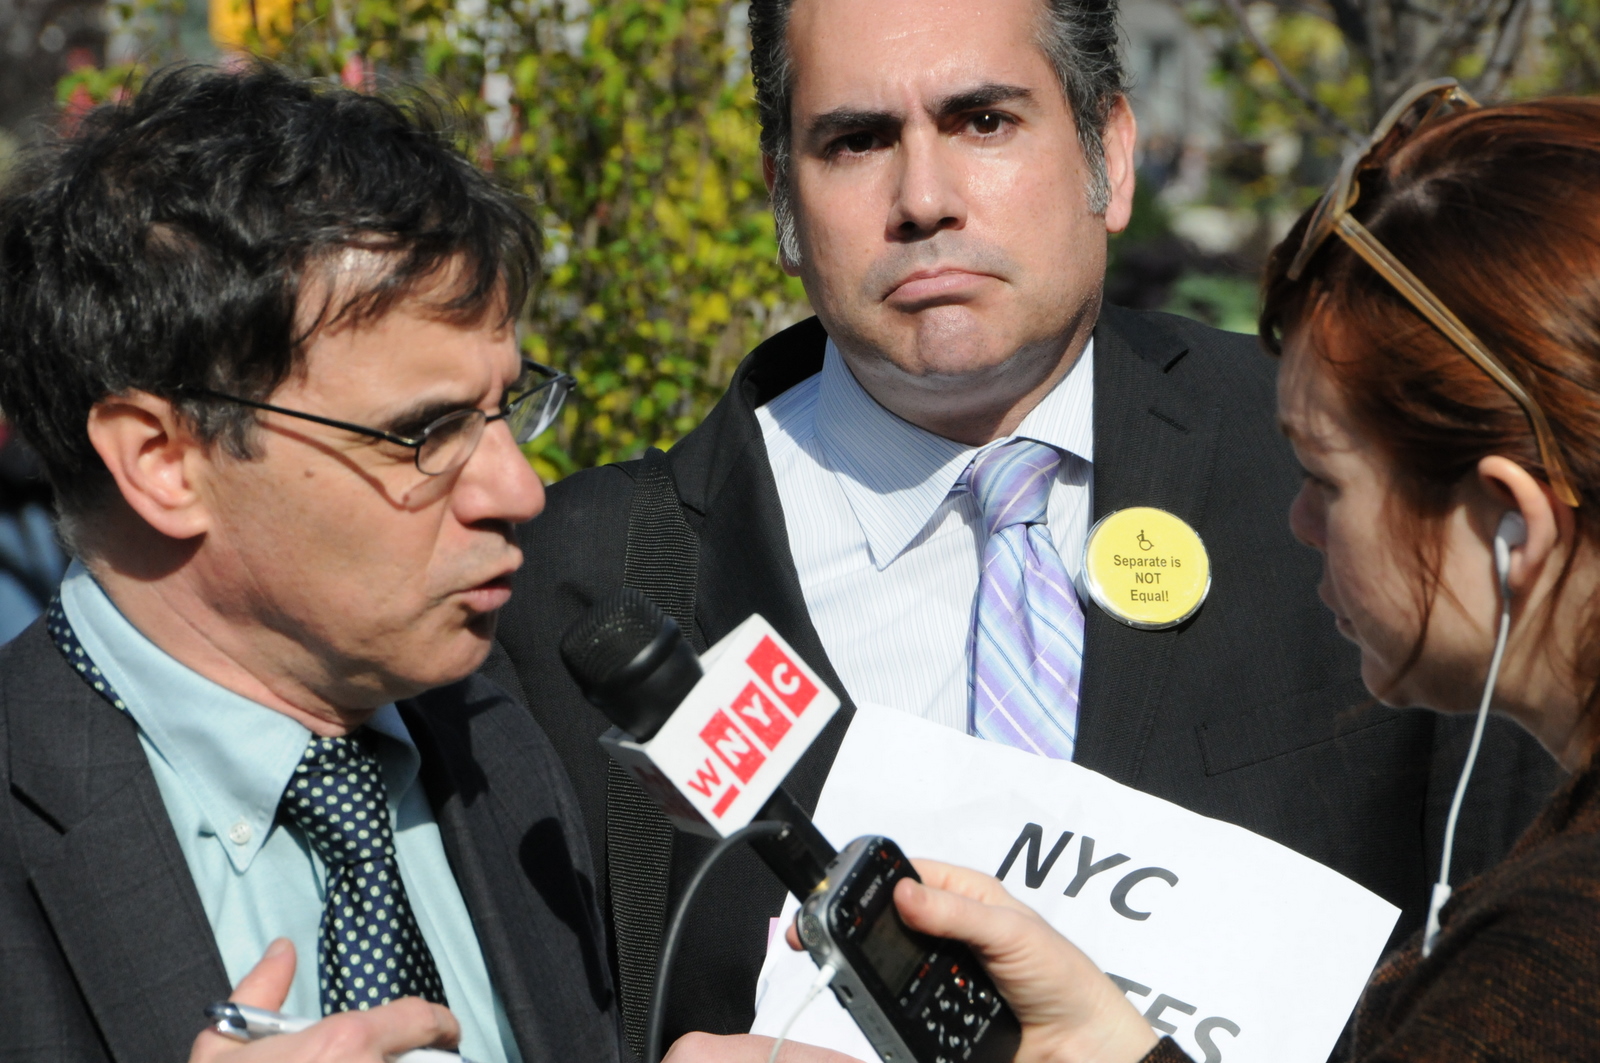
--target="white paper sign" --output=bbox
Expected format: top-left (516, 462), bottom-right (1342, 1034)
top-left (751, 705), bottom-right (1398, 1063)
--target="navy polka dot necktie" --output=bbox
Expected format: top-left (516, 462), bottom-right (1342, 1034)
top-left (44, 597), bottom-right (130, 713)
top-left (281, 733), bottom-right (448, 1014)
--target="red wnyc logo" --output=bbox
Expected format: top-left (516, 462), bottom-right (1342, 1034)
top-left (699, 710), bottom-right (766, 785)
top-left (685, 637), bottom-right (815, 818)
top-left (746, 636), bottom-right (818, 715)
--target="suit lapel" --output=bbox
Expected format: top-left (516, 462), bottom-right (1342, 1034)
top-left (7, 627), bottom-right (228, 1063)
top-left (691, 432), bottom-right (857, 811)
top-left (402, 691), bottom-right (618, 1063)
top-left (1072, 308), bottom-right (1222, 784)
top-left (403, 701), bottom-right (544, 1056)
top-left (671, 318), bottom-right (854, 813)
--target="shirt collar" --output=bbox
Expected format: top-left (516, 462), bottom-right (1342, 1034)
top-left (814, 336), bottom-right (1095, 569)
top-left (58, 562), bottom-right (419, 872)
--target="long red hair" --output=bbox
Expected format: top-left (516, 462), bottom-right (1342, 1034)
top-left (1260, 98), bottom-right (1600, 704)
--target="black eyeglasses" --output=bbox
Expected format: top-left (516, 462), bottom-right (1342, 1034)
top-left (190, 359), bottom-right (573, 476)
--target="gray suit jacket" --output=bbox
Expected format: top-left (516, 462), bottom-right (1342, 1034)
top-left (0, 618), bottom-right (623, 1063)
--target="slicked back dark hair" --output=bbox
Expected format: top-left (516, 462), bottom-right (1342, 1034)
top-left (749, 0), bottom-right (1126, 266)
top-left (0, 62), bottom-right (540, 541)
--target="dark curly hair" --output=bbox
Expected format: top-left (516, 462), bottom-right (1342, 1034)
top-left (0, 62), bottom-right (541, 545)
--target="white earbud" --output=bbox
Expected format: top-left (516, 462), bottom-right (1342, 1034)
top-left (1494, 511), bottom-right (1527, 592)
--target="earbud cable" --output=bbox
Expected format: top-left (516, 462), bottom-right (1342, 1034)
top-left (1423, 582), bottom-right (1513, 956)
top-left (766, 962), bottom-right (839, 1063)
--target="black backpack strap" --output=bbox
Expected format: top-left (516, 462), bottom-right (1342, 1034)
top-left (610, 447), bottom-right (700, 1059)
top-left (623, 450), bottom-right (702, 650)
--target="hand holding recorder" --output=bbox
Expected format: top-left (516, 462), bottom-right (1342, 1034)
top-left (816, 862), bottom-right (1158, 1063)
top-left (660, 856), bottom-right (1161, 1063)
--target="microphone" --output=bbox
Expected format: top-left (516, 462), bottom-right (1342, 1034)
top-left (560, 587), bottom-right (703, 741)
top-left (561, 588), bottom-right (839, 897)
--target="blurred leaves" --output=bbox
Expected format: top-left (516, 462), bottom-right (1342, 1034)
top-left (1160, 0), bottom-right (1600, 262)
top-left (1186, 0), bottom-right (1600, 149)
top-left (1112, 0), bottom-right (1597, 326)
top-left (1529, 0), bottom-right (1600, 95)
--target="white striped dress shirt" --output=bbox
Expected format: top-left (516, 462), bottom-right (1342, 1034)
top-left (755, 338), bottom-right (1095, 733)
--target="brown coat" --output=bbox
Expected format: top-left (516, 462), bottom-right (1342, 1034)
top-left (1147, 756), bottom-right (1600, 1062)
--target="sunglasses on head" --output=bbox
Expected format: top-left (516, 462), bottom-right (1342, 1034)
top-left (1288, 77), bottom-right (1580, 508)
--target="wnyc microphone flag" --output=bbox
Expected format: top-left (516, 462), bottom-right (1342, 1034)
top-left (599, 614), bottom-right (841, 838)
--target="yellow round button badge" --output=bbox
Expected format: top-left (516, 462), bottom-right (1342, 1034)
top-left (1083, 507), bottom-right (1211, 630)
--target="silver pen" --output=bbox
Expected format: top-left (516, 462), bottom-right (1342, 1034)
top-left (205, 1001), bottom-right (476, 1062)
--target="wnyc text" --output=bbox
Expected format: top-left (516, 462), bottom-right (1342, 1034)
top-left (685, 636), bottom-right (818, 817)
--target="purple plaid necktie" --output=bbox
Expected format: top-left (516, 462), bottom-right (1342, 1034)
top-left (968, 440), bottom-right (1084, 760)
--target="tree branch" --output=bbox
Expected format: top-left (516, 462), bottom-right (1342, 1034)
top-left (1321, 0), bottom-right (1373, 53)
top-left (1474, 0), bottom-right (1533, 98)
top-left (1393, 0), bottom-right (1503, 99)
top-left (1219, 0), bottom-right (1364, 142)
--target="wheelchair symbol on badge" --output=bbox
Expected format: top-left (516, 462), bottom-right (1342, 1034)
top-left (1137, 530), bottom-right (1153, 551)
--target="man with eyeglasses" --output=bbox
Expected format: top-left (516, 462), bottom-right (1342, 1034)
top-left (0, 66), bottom-right (614, 1063)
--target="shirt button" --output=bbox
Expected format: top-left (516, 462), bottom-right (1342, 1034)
top-left (228, 820), bottom-right (253, 846)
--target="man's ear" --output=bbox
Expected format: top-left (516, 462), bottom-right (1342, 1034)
top-left (762, 154), bottom-right (803, 277)
top-left (86, 392), bottom-right (214, 542)
top-left (1100, 95), bottom-right (1138, 235)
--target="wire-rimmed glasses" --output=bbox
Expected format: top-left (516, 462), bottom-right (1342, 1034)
top-left (1287, 77), bottom-right (1580, 508)
top-left (191, 358), bottom-right (574, 476)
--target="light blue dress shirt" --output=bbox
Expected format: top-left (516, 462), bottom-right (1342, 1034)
top-left (755, 338), bottom-right (1095, 732)
top-left (58, 563), bottom-right (521, 1063)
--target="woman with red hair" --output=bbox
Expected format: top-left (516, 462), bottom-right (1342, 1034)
top-left (812, 85), bottom-right (1600, 1063)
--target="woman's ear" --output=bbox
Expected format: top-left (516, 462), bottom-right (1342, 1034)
top-left (85, 392), bottom-right (214, 542)
top-left (1475, 455), bottom-right (1571, 596)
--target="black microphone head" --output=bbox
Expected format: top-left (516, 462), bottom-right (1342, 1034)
top-left (560, 588), bottom-right (704, 741)
top-left (561, 587), bottom-right (664, 685)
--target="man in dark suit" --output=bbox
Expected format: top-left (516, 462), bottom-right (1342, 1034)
top-left (0, 66), bottom-right (620, 1063)
top-left (490, 0), bottom-right (1561, 1053)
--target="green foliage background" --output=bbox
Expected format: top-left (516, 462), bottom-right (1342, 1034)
top-left (1102, 0), bottom-right (1600, 335)
top-left (1171, 0), bottom-right (1600, 220)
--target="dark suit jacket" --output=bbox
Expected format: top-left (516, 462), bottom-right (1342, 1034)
top-left (490, 306), bottom-right (1562, 1044)
top-left (0, 618), bottom-right (623, 1063)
